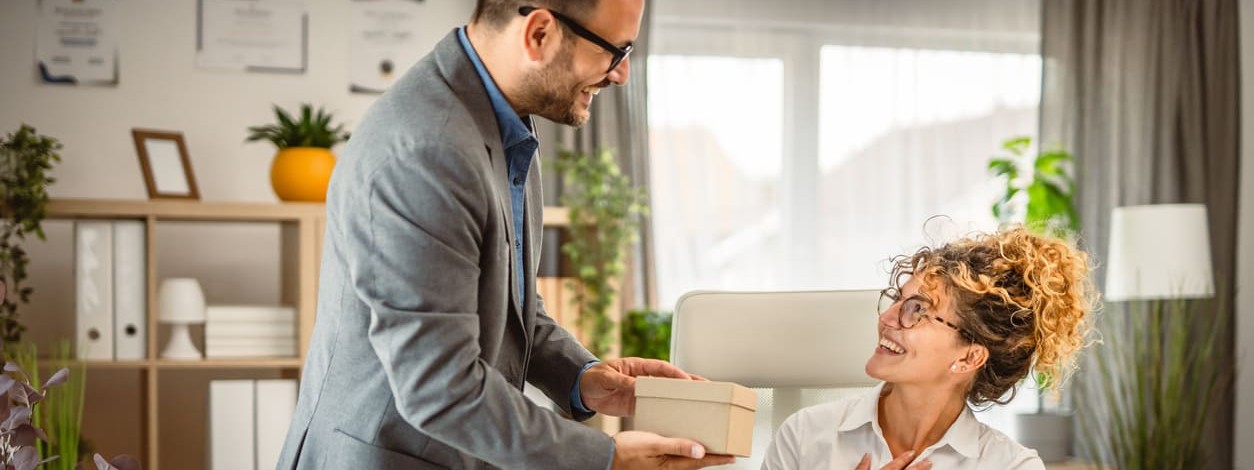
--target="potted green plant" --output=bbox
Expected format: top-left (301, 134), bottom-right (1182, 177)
top-left (246, 104), bottom-right (350, 202)
top-left (555, 148), bottom-right (648, 358)
top-left (987, 135), bottom-right (1078, 461)
top-left (620, 309), bottom-right (672, 361)
top-left (10, 341), bottom-right (86, 470)
top-left (988, 136), bottom-right (1079, 239)
top-left (0, 124), bottom-right (62, 343)
top-left (1, 341), bottom-right (138, 470)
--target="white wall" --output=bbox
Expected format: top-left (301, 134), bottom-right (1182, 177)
top-left (0, 0), bottom-right (471, 337)
top-left (1239, 1), bottom-right (1254, 468)
top-left (0, 1), bottom-right (471, 465)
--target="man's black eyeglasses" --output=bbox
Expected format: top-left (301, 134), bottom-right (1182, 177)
top-left (518, 6), bottom-right (633, 73)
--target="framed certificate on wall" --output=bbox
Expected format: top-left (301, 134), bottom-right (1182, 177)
top-left (36, 0), bottom-right (121, 86)
top-left (196, 0), bottom-right (307, 73)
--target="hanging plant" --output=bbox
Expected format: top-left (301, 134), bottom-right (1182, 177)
top-left (0, 124), bottom-right (63, 343)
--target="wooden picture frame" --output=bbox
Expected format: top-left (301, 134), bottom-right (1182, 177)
top-left (132, 129), bottom-right (200, 200)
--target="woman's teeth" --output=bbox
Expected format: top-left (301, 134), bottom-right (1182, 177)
top-left (879, 338), bottom-right (905, 354)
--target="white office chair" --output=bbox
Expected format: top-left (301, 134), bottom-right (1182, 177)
top-left (670, 289), bottom-right (883, 468)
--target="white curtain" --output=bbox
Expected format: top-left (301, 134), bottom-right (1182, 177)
top-left (646, 0), bottom-right (1042, 466)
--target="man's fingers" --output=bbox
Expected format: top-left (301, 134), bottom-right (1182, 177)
top-left (905, 460), bottom-right (932, 470)
top-left (855, 453), bottom-right (871, 470)
top-left (652, 437), bottom-right (707, 459)
top-left (628, 358), bottom-right (693, 379)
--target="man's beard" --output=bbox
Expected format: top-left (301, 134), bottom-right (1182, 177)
top-left (518, 45), bottom-right (589, 127)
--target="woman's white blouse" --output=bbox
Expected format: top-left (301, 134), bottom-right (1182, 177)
top-left (762, 384), bottom-right (1045, 470)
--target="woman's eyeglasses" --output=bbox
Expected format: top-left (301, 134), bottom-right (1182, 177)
top-left (877, 287), bottom-right (966, 336)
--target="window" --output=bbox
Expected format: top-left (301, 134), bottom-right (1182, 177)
top-left (647, 8), bottom-right (1043, 457)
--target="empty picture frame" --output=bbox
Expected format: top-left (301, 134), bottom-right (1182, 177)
top-left (132, 129), bottom-right (200, 200)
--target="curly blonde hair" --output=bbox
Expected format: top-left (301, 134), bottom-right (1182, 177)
top-left (889, 227), bottom-right (1094, 406)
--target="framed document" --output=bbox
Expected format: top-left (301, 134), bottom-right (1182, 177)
top-left (132, 129), bottom-right (200, 200)
top-left (196, 0), bottom-right (307, 73)
top-left (36, 0), bottom-right (121, 86)
top-left (350, 0), bottom-right (424, 94)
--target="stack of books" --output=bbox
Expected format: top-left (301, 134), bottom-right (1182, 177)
top-left (205, 305), bottom-right (296, 359)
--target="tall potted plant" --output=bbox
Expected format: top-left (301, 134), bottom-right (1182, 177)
top-left (555, 148), bottom-right (648, 358)
top-left (987, 135), bottom-right (1078, 461)
top-left (246, 104), bottom-right (349, 202)
top-left (0, 124), bottom-right (62, 343)
top-left (988, 136), bottom-right (1078, 238)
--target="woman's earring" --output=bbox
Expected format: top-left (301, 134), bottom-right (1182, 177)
top-left (950, 363), bottom-right (958, 371)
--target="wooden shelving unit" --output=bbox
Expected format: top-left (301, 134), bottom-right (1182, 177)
top-left (48, 199), bottom-right (576, 469)
top-left (47, 198), bottom-right (324, 470)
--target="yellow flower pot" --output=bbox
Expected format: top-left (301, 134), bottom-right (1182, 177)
top-left (270, 147), bottom-right (336, 202)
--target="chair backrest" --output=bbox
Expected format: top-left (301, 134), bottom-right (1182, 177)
top-left (668, 289), bottom-right (883, 468)
top-left (670, 289), bottom-right (883, 389)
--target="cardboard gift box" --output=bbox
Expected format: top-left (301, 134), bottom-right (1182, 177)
top-left (633, 377), bottom-right (757, 457)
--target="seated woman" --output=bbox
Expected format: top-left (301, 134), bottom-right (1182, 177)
top-left (763, 228), bottom-right (1092, 470)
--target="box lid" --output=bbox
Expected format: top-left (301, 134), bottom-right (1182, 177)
top-left (635, 377), bottom-right (757, 411)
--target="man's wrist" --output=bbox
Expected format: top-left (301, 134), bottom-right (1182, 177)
top-left (570, 360), bottom-right (600, 414)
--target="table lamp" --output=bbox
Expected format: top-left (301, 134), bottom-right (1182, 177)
top-left (159, 277), bottom-right (206, 360)
top-left (1084, 203), bottom-right (1220, 468)
top-left (1105, 204), bottom-right (1214, 301)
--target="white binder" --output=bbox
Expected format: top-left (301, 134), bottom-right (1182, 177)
top-left (209, 380), bottom-right (256, 470)
top-left (255, 379), bottom-right (297, 470)
top-left (112, 220), bottom-right (146, 360)
top-left (75, 221), bottom-right (114, 361)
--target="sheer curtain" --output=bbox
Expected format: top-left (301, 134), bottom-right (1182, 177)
top-left (647, 0), bottom-right (1042, 464)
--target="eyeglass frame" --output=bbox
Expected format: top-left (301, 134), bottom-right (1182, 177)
top-left (877, 286), bottom-right (971, 340)
top-left (518, 6), bottom-right (633, 73)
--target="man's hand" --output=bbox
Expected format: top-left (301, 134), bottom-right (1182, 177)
top-left (579, 358), bottom-right (697, 417)
top-left (854, 452), bottom-right (931, 470)
top-left (611, 431), bottom-right (736, 470)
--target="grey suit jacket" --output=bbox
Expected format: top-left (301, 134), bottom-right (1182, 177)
top-left (275, 30), bottom-right (612, 470)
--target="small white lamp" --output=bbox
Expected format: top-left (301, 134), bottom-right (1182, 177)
top-left (159, 278), bottom-right (206, 360)
top-left (1105, 204), bottom-right (1214, 301)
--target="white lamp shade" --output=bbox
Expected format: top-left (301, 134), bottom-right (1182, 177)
top-left (1105, 204), bottom-right (1214, 301)
top-left (158, 278), bottom-right (206, 323)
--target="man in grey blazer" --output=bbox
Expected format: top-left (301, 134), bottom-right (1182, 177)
top-left (276, 0), bottom-right (735, 469)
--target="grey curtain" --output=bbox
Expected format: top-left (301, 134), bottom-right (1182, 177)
top-left (538, 5), bottom-right (657, 310)
top-left (1039, 0), bottom-right (1240, 467)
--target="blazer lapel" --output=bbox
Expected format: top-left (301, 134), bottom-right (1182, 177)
top-left (432, 30), bottom-right (527, 332)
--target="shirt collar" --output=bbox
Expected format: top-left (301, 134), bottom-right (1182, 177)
top-left (456, 26), bottom-right (535, 150)
top-left (839, 383), bottom-right (981, 459)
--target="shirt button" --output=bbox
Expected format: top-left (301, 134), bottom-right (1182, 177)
top-left (513, 176), bottom-right (522, 186)
top-left (515, 240), bottom-right (521, 248)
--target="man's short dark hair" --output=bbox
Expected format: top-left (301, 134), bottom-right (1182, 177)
top-left (473, 0), bottom-right (599, 30)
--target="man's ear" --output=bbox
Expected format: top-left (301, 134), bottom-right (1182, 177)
top-left (520, 10), bottom-right (562, 63)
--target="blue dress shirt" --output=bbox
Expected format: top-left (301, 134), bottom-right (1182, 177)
top-left (457, 28), bottom-right (605, 444)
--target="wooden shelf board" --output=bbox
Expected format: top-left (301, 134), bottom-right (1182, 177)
top-left (47, 198), bottom-right (324, 222)
top-left (542, 206), bottom-right (569, 226)
top-left (84, 359), bottom-right (303, 369)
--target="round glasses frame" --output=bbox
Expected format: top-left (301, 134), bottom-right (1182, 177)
top-left (877, 287), bottom-right (967, 336)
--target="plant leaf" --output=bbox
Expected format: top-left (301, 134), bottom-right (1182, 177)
top-left (13, 446), bottom-right (39, 470)
top-left (108, 455), bottom-right (141, 470)
top-left (41, 367), bottom-right (68, 389)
